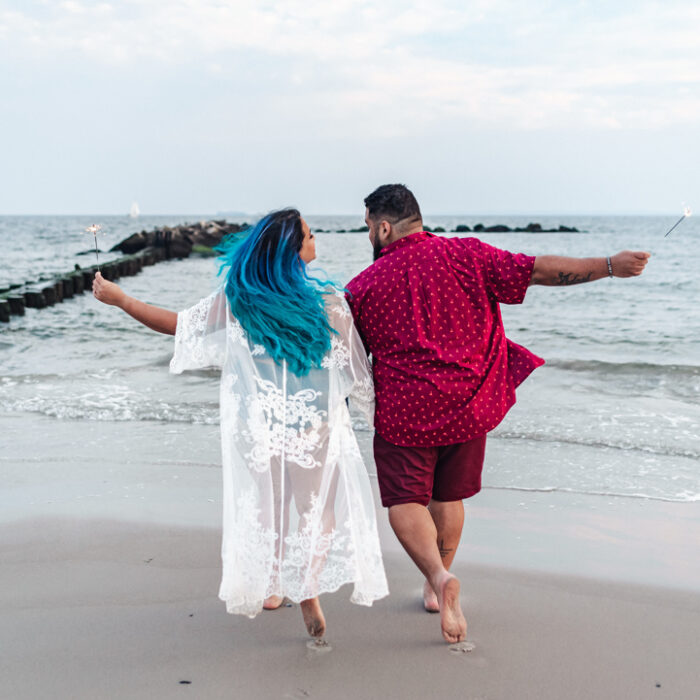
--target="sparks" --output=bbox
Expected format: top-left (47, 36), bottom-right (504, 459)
top-left (85, 223), bottom-right (103, 268)
top-left (664, 206), bottom-right (692, 238)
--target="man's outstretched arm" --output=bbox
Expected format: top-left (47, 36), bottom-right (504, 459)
top-left (530, 251), bottom-right (650, 286)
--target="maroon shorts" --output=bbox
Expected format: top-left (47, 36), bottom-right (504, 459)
top-left (373, 432), bottom-right (486, 507)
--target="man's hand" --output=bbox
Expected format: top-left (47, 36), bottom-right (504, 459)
top-left (610, 251), bottom-right (650, 278)
top-left (92, 271), bottom-right (126, 307)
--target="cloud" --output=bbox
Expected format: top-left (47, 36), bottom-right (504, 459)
top-left (2, 0), bottom-right (699, 131)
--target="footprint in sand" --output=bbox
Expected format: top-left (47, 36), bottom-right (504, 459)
top-left (306, 638), bottom-right (332, 655)
top-left (449, 641), bottom-right (476, 655)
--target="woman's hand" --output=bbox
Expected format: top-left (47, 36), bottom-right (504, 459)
top-left (92, 271), bottom-right (126, 307)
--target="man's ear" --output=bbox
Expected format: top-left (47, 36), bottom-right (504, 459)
top-left (378, 220), bottom-right (393, 245)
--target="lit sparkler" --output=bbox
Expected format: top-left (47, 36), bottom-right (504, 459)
top-left (664, 206), bottom-right (692, 238)
top-left (85, 223), bottom-right (103, 269)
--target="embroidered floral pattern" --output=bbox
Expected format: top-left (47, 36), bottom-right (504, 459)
top-left (329, 293), bottom-right (352, 319)
top-left (219, 488), bottom-right (278, 617)
top-left (321, 336), bottom-right (350, 370)
top-left (243, 378), bottom-right (327, 471)
top-left (279, 492), bottom-right (355, 600)
top-left (170, 293), bottom-right (226, 373)
top-left (227, 316), bottom-right (246, 345)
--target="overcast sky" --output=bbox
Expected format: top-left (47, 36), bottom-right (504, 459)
top-left (1, 0), bottom-right (698, 215)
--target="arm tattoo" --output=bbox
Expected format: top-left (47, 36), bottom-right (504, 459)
top-left (555, 271), bottom-right (593, 286)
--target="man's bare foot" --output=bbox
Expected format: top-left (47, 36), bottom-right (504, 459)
top-left (300, 597), bottom-right (326, 638)
top-left (263, 595), bottom-right (284, 610)
top-left (434, 573), bottom-right (466, 643)
top-left (423, 580), bottom-right (439, 612)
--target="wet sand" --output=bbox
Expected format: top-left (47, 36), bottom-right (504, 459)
top-left (2, 414), bottom-right (700, 699)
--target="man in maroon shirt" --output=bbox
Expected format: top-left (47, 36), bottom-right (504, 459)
top-left (346, 184), bottom-right (650, 644)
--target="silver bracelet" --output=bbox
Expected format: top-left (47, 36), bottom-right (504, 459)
top-left (606, 256), bottom-right (614, 278)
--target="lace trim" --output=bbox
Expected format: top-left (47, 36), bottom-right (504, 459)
top-left (170, 294), bottom-right (225, 372)
top-left (219, 488), bottom-right (278, 618)
top-left (219, 490), bottom-right (388, 616)
top-left (349, 376), bottom-right (374, 427)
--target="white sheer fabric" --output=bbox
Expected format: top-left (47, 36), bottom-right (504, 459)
top-left (170, 288), bottom-right (388, 617)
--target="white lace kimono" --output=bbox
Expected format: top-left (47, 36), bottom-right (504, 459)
top-left (170, 288), bottom-right (388, 617)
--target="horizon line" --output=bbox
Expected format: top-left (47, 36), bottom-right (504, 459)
top-left (0, 211), bottom-right (683, 218)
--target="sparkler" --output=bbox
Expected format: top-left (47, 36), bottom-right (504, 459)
top-left (85, 224), bottom-right (103, 269)
top-left (664, 206), bottom-right (692, 238)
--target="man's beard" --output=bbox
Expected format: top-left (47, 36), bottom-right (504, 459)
top-left (373, 238), bottom-right (383, 262)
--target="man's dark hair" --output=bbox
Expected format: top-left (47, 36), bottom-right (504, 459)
top-left (364, 184), bottom-right (422, 224)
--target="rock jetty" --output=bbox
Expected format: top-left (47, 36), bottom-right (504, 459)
top-left (110, 219), bottom-right (247, 257)
top-left (0, 220), bottom-right (245, 324)
top-left (313, 222), bottom-right (580, 234)
top-left (423, 223), bottom-right (579, 234)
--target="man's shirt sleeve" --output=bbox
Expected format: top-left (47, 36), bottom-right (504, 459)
top-left (470, 239), bottom-right (535, 305)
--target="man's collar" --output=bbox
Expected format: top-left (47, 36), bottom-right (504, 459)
top-left (379, 231), bottom-right (434, 258)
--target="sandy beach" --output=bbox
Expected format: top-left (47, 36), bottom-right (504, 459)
top-left (2, 414), bottom-right (700, 699)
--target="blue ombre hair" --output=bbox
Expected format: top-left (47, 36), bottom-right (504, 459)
top-left (217, 209), bottom-right (339, 376)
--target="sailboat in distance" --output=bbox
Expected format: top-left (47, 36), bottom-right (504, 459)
top-left (129, 202), bottom-right (140, 219)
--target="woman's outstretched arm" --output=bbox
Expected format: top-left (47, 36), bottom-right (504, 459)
top-left (92, 271), bottom-right (177, 335)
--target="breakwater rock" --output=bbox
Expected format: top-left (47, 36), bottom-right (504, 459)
top-left (1, 254), bottom-right (153, 323)
top-left (312, 222), bottom-right (581, 234)
top-left (1, 220), bottom-right (246, 324)
top-left (111, 219), bottom-right (246, 258)
top-left (424, 223), bottom-right (580, 234)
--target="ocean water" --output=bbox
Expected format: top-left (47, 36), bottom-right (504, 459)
top-left (1, 214), bottom-right (698, 503)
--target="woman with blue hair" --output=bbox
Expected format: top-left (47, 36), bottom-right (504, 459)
top-left (92, 209), bottom-right (388, 640)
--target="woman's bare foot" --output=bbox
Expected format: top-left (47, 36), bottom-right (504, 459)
top-left (263, 595), bottom-right (284, 610)
top-left (434, 573), bottom-right (466, 643)
top-left (300, 597), bottom-right (326, 638)
top-left (423, 580), bottom-right (439, 612)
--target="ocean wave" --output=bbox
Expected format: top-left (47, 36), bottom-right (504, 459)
top-left (0, 392), bottom-right (372, 429)
top-left (0, 394), bottom-right (219, 424)
top-left (483, 484), bottom-right (700, 503)
top-left (491, 429), bottom-right (700, 461)
top-left (538, 358), bottom-right (700, 403)
top-left (546, 358), bottom-right (700, 376)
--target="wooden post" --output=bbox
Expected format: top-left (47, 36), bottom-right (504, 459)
top-left (7, 295), bottom-right (25, 316)
top-left (71, 273), bottom-right (85, 294)
top-left (61, 277), bottom-right (74, 299)
top-left (24, 290), bottom-right (47, 309)
top-left (42, 286), bottom-right (57, 306)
